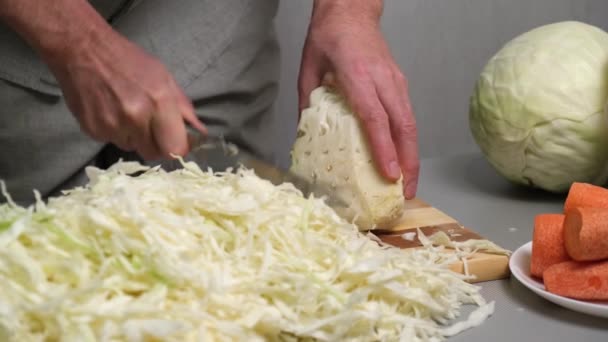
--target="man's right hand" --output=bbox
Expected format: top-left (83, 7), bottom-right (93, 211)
top-left (49, 27), bottom-right (208, 160)
top-left (0, 0), bottom-right (206, 160)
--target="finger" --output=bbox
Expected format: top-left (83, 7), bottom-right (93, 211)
top-left (176, 89), bottom-right (207, 135)
top-left (336, 71), bottom-right (401, 181)
top-left (183, 110), bottom-right (207, 135)
top-left (119, 95), bottom-right (161, 159)
top-left (375, 67), bottom-right (420, 199)
top-left (111, 111), bottom-right (137, 152)
top-left (175, 88), bottom-right (208, 151)
top-left (97, 103), bottom-right (135, 151)
top-left (131, 115), bottom-right (160, 160)
top-left (298, 53), bottom-right (323, 114)
top-left (114, 133), bottom-right (136, 152)
top-left (134, 132), bottom-right (161, 160)
top-left (151, 98), bottom-right (189, 158)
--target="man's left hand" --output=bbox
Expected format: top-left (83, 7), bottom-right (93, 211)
top-left (298, 0), bottom-right (419, 199)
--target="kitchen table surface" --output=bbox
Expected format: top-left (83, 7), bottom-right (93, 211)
top-left (417, 151), bottom-right (607, 342)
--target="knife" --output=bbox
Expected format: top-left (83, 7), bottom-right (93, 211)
top-left (161, 126), bottom-right (350, 211)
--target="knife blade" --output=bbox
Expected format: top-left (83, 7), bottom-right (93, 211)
top-left (161, 126), bottom-right (350, 211)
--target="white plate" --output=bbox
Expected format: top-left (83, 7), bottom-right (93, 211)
top-left (509, 241), bottom-right (608, 318)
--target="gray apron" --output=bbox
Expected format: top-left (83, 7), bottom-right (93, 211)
top-left (0, 0), bottom-right (280, 205)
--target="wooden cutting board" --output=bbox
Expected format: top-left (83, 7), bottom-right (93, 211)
top-left (373, 198), bottom-right (511, 283)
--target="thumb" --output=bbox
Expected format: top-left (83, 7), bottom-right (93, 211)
top-left (298, 71), bottom-right (321, 115)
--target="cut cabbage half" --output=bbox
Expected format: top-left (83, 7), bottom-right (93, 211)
top-left (291, 86), bottom-right (405, 230)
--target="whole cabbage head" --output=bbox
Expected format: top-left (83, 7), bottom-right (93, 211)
top-left (469, 21), bottom-right (608, 193)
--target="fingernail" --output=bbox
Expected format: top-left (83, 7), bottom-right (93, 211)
top-left (405, 180), bottom-right (417, 199)
top-left (389, 161), bottom-right (400, 179)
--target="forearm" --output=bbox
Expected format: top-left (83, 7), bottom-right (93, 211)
top-left (311, 0), bottom-right (383, 27)
top-left (0, 0), bottom-right (113, 65)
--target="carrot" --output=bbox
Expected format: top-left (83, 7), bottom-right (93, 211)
top-left (543, 260), bottom-right (608, 300)
top-left (563, 207), bottom-right (608, 261)
top-left (563, 182), bottom-right (608, 213)
top-left (530, 214), bottom-right (569, 278)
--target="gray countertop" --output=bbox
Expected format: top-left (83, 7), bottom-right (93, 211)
top-left (418, 152), bottom-right (608, 342)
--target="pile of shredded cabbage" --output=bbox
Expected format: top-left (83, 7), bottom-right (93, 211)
top-left (0, 160), bottom-right (494, 341)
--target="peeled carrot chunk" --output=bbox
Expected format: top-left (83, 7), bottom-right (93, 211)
top-left (564, 182), bottom-right (608, 213)
top-left (563, 207), bottom-right (608, 261)
top-left (544, 260), bottom-right (608, 300)
top-left (530, 214), bottom-right (569, 279)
